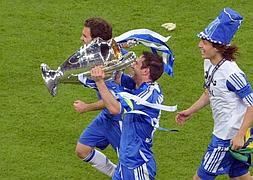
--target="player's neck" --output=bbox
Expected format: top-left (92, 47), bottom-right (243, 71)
top-left (135, 76), bottom-right (152, 88)
top-left (210, 54), bottom-right (224, 65)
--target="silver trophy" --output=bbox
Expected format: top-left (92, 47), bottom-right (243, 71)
top-left (41, 37), bottom-right (136, 96)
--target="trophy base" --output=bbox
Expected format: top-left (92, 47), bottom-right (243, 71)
top-left (41, 63), bottom-right (60, 96)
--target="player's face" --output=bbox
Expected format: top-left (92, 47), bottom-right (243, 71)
top-left (131, 55), bottom-right (146, 77)
top-left (198, 39), bottom-right (218, 60)
top-left (80, 27), bottom-right (92, 44)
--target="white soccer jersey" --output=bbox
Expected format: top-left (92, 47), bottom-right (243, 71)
top-left (204, 59), bottom-right (253, 140)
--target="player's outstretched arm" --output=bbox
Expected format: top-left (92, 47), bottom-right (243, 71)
top-left (73, 99), bottom-right (105, 113)
top-left (176, 90), bottom-right (210, 125)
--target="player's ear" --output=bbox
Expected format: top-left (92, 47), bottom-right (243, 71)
top-left (141, 67), bottom-right (149, 76)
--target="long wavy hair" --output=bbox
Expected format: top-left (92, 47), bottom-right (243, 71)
top-left (212, 43), bottom-right (239, 61)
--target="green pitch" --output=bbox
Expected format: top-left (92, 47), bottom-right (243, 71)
top-left (1, 0), bottom-right (253, 179)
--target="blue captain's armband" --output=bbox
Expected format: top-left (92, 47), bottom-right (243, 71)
top-left (116, 94), bottom-right (133, 113)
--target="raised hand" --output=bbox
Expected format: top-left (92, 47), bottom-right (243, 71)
top-left (175, 109), bottom-right (192, 125)
top-left (90, 66), bottom-right (105, 82)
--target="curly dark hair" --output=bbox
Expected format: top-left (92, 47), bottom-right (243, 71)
top-left (84, 17), bottom-right (112, 41)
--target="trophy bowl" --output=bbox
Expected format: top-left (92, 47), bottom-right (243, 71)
top-left (41, 37), bottom-right (136, 96)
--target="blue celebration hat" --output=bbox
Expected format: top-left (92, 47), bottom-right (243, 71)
top-left (198, 7), bottom-right (243, 45)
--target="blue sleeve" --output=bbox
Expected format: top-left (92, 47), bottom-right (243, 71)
top-left (226, 73), bottom-right (253, 106)
top-left (116, 84), bottom-right (164, 127)
top-left (78, 74), bottom-right (98, 89)
top-left (116, 94), bottom-right (133, 113)
top-left (121, 73), bottom-right (136, 90)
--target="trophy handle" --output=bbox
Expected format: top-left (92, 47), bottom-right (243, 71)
top-left (111, 39), bottom-right (122, 60)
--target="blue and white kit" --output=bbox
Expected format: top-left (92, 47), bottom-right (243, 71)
top-left (197, 59), bottom-right (253, 179)
top-left (77, 75), bottom-right (123, 153)
top-left (112, 74), bottom-right (164, 180)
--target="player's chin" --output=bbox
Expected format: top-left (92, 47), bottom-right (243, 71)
top-left (125, 66), bottom-right (133, 75)
top-left (201, 54), bottom-right (209, 59)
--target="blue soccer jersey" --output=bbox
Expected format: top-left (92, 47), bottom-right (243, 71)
top-left (78, 75), bottom-right (124, 120)
top-left (120, 73), bottom-right (136, 90)
top-left (77, 74), bottom-right (137, 152)
top-left (116, 81), bottom-right (163, 169)
top-left (77, 76), bottom-right (123, 152)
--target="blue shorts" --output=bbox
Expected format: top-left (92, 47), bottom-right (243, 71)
top-left (79, 110), bottom-right (121, 151)
top-left (112, 158), bottom-right (156, 180)
top-left (197, 135), bottom-right (251, 180)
